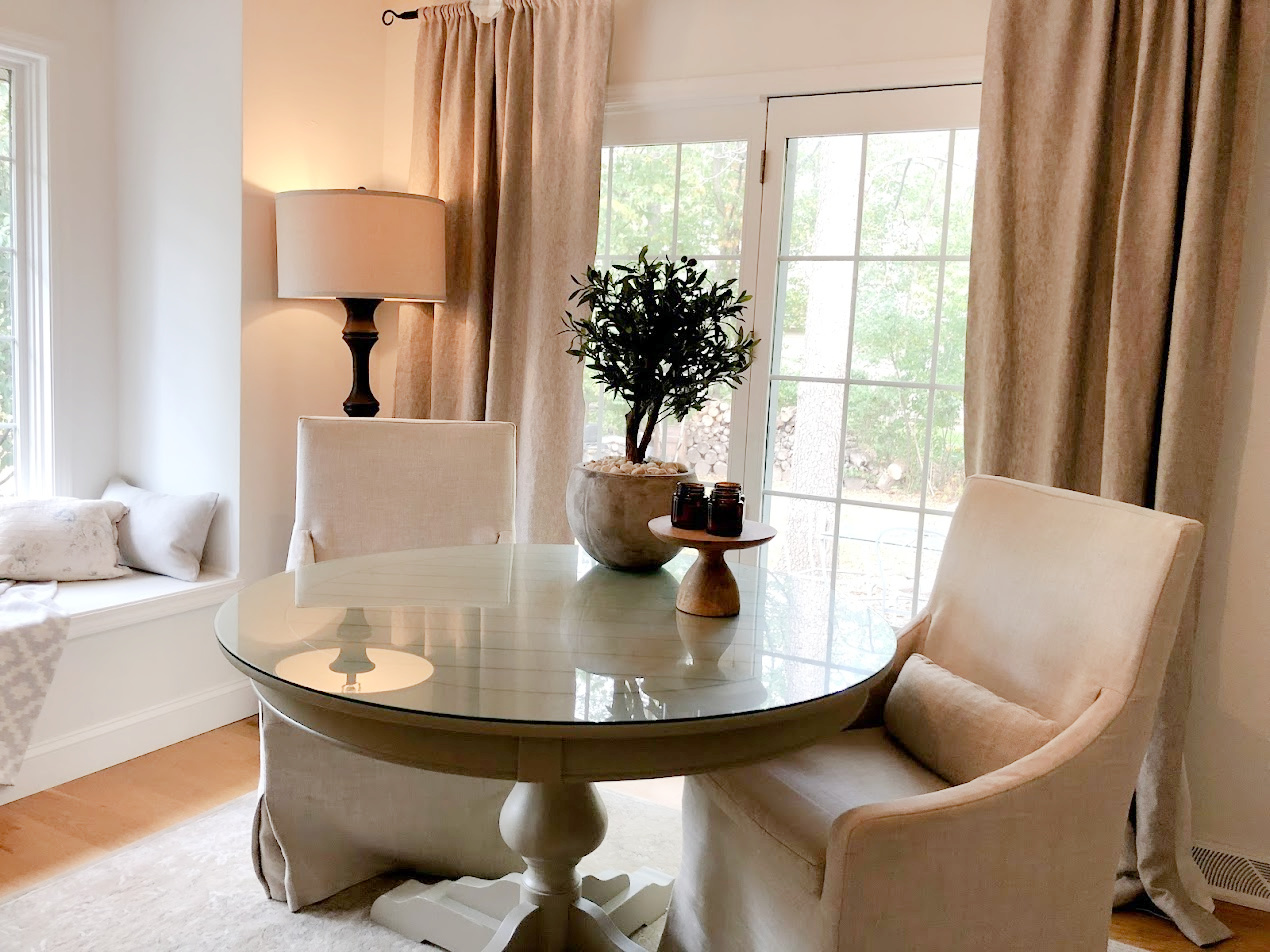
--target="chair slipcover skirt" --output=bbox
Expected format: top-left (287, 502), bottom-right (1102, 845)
top-left (253, 697), bottom-right (521, 910)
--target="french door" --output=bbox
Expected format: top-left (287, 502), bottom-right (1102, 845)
top-left (741, 86), bottom-right (981, 627)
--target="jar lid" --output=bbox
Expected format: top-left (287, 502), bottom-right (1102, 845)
top-left (675, 482), bottom-right (705, 494)
top-left (715, 481), bottom-right (742, 490)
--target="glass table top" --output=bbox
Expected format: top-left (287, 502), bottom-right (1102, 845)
top-left (215, 544), bottom-right (897, 726)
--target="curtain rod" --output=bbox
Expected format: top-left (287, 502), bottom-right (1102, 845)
top-left (383, 2), bottom-right (502, 25)
top-left (382, 9), bottom-right (420, 24)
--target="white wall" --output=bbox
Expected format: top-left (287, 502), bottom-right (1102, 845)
top-left (115, 0), bottom-right (243, 574)
top-left (240, 0), bottom-right (405, 581)
top-left (609, 0), bottom-right (992, 89)
top-left (0, 1), bottom-right (117, 499)
top-left (1188, 54), bottom-right (1270, 862)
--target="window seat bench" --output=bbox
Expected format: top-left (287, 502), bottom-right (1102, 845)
top-left (2, 570), bottom-right (252, 806)
top-left (54, 570), bottom-right (243, 639)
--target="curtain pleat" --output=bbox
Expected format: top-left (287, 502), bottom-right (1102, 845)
top-left (394, 0), bottom-right (614, 543)
top-left (966, 0), bottom-right (1268, 944)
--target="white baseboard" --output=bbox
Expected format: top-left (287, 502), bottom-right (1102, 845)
top-left (0, 678), bottom-right (258, 806)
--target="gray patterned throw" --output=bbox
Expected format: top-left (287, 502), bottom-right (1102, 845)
top-left (0, 581), bottom-right (68, 784)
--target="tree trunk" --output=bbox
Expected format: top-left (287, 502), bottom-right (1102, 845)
top-left (625, 406), bottom-right (645, 463)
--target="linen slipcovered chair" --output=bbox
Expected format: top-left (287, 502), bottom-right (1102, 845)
top-left (254, 416), bottom-right (522, 910)
top-left (658, 475), bottom-right (1204, 952)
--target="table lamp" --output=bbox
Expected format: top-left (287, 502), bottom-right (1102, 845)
top-left (275, 188), bottom-right (446, 417)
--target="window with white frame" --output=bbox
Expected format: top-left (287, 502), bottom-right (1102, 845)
top-left (585, 139), bottom-right (750, 480)
top-left (0, 51), bottom-right (49, 497)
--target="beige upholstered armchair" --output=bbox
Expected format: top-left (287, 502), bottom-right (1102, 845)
top-left (254, 416), bottom-right (522, 910)
top-left (659, 476), bottom-right (1203, 952)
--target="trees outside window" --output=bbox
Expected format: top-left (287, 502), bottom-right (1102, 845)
top-left (586, 140), bottom-right (748, 480)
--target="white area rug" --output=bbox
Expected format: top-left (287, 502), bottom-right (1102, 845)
top-left (0, 788), bottom-right (1146, 952)
top-left (0, 790), bottom-right (679, 951)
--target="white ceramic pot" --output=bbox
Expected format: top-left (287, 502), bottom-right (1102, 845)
top-left (566, 463), bottom-right (691, 571)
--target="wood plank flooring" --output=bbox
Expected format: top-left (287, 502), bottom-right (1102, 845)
top-left (1, 717), bottom-right (1267, 951)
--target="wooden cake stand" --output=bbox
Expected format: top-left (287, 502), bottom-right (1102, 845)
top-left (647, 516), bottom-right (777, 617)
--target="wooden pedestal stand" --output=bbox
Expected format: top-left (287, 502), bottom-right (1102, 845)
top-left (647, 516), bottom-right (776, 617)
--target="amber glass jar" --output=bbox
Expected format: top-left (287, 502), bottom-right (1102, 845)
top-left (671, 482), bottom-right (707, 530)
top-left (707, 482), bottom-right (745, 536)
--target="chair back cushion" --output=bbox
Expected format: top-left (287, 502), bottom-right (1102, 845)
top-left (920, 476), bottom-right (1203, 726)
top-left (883, 652), bottom-right (1062, 784)
top-left (292, 417), bottom-right (516, 564)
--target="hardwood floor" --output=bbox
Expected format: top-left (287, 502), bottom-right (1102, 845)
top-left (0, 717), bottom-right (260, 899)
top-left (2, 717), bottom-right (1267, 951)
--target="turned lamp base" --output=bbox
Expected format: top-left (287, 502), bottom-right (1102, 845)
top-left (647, 516), bottom-right (777, 617)
top-left (339, 297), bottom-right (383, 417)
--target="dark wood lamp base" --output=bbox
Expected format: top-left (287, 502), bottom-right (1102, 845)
top-left (339, 297), bottom-right (383, 417)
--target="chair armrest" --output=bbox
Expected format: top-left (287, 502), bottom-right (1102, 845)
top-left (849, 610), bottom-right (930, 728)
top-left (820, 690), bottom-right (1139, 951)
top-left (285, 528), bottom-right (316, 571)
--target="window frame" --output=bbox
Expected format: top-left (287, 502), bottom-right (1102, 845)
top-left (0, 43), bottom-right (52, 497)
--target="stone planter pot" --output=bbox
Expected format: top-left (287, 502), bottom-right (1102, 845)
top-left (566, 463), bottom-right (691, 571)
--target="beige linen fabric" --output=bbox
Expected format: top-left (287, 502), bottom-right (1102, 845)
top-left (658, 476), bottom-right (1203, 952)
top-left (393, 0), bottom-right (614, 544)
top-left (965, 1), bottom-right (1268, 942)
top-left (256, 417), bottom-right (521, 910)
top-left (883, 653), bottom-right (1062, 786)
top-left (284, 417), bottom-right (516, 569)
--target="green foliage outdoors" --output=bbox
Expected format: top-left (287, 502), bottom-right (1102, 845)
top-left (565, 249), bottom-right (757, 463)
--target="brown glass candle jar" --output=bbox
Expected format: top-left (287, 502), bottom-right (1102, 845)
top-left (707, 482), bottom-right (745, 536)
top-left (671, 482), bottom-right (707, 530)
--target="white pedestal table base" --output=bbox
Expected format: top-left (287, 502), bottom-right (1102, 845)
top-left (371, 781), bottom-right (674, 952)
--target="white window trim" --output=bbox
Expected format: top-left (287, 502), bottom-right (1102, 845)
top-left (0, 43), bottom-right (52, 497)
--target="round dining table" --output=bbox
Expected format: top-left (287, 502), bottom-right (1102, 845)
top-left (215, 543), bottom-right (896, 952)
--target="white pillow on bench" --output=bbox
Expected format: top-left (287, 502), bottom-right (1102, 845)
top-left (0, 497), bottom-right (129, 581)
top-left (102, 479), bottom-right (218, 582)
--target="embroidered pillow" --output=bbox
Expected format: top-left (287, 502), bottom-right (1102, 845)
top-left (883, 652), bottom-right (1063, 785)
top-left (101, 478), bottom-right (218, 582)
top-left (0, 498), bottom-right (129, 581)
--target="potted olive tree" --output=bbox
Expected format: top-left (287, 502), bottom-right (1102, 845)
top-left (564, 249), bottom-right (758, 570)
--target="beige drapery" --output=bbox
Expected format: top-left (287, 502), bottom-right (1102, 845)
top-left (393, 0), bottom-right (614, 543)
top-left (966, 0), bottom-right (1268, 944)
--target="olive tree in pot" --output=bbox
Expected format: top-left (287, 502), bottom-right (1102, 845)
top-left (564, 248), bottom-right (758, 571)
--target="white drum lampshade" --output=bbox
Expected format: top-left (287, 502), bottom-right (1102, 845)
top-left (275, 189), bottom-right (447, 302)
top-left (273, 188), bottom-right (447, 417)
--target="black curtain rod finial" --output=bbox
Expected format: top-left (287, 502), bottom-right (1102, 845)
top-left (382, 8), bottom-right (420, 25)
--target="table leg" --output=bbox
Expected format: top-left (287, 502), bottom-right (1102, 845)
top-left (370, 781), bottom-right (672, 952)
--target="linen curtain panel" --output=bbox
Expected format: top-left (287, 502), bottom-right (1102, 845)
top-left (966, 0), bottom-right (1267, 944)
top-left (394, 0), bottom-right (614, 543)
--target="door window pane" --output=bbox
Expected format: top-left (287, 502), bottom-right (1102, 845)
top-left (677, 141), bottom-right (747, 257)
top-left (767, 380), bottom-right (843, 498)
top-left (608, 144), bottom-right (677, 258)
top-left (772, 261), bottom-right (853, 378)
top-left (852, 260), bottom-right (939, 383)
top-left (859, 131), bottom-right (951, 257)
top-left (781, 135), bottom-right (863, 257)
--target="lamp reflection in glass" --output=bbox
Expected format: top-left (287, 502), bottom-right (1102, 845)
top-left (274, 608), bottom-right (435, 695)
